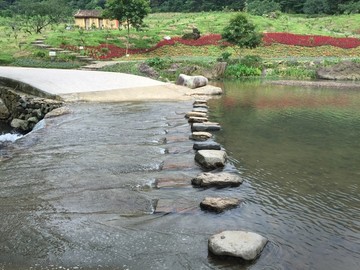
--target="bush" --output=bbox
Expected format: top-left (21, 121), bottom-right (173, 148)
top-left (240, 55), bottom-right (263, 68)
top-left (145, 57), bottom-right (171, 69)
top-left (0, 54), bottom-right (14, 65)
top-left (33, 50), bottom-right (46, 58)
top-left (225, 64), bottom-right (262, 78)
top-left (217, 52), bottom-right (232, 62)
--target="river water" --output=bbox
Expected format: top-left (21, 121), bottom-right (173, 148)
top-left (0, 82), bottom-right (359, 269)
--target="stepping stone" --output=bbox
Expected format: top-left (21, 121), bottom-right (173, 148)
top-left (200, 197), bottom-right (241, 212)
top-left (208, 231), bottom-right (268, 260)
top-left (191, 172), bottom-right (243, 188)
top-left (185, 111), bottom-right (207, 118)
top-left (191, 122), bottom-right (221, 132)
top-left (155, 199), bottom-right (197, 214)
top-left (155, 177), bottom-right (191, 188)
top-left (194, 150), bottom-right (227, 170)
top-left (193, 142), bottom-right (221, 150)
top-left (193, 104), bottom-right (208, 109)
top-left (188, 116), bottom-right (208, 123)
top-left (192, 107), bottom-right (208, 113)
top-left (193, 100), bottom-right (208, 105)
top-left (189, 132), bottom-right (212, 141)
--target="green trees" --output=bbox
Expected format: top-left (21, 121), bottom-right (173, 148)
top-left (10, 0), bottom-right (72, 34)
top-left (303, 0), bottom-right (329, 15)
top-left (247, 0), bottom-right (281, 16)
top-left (104, 0), bottom-right (151, 55)
top-left (222, 13), bottom-right (262, 50)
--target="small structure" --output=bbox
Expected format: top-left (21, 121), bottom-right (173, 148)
top-left (74, 10), bottom-right (119, 30)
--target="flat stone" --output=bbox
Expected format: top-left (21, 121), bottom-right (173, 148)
top-left (189, 85), bottom-right (223, 96)
top-left (185, 111), bottom-right (207, 118)
top-left (188, 116), bottom-right (208, 123)
top-left (194, 150), bottom-right (227, 170)
top-left (193, 142), bottom-right (221, 150)
top-left (191, 122), bottom-right (221, 132)
top-left (193, 104), bottom-right (208, 109)
top-left (208, 231), bottom-right (268, 260)
top-left (200, 197), bottom-right (240, 212)
top-left (189, 132), bottom-right (212, 141)
top-left (192, 107), bottom-right (208, 113)
top-left (193, 100), bottom-right (208, 105)
top-left (45, 106), bottom-right (71, 118)
top-left (191, 172), bottom-right (243, 187)
top-left (155, 177), bottom-right (191, 188)
top-left (155, 199), bottom-right (197, 214)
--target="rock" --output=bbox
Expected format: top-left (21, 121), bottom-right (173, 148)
top-left (189, 132), bottom-right (212, 141)
top-left (193, 142), bottom-right (221, 150)
top-left (176, 74), bottom-right (208, 89)
top-left (192, 107), bottom-right (208, 113)
top-left (193, 104), bottom-right (208, 109)
top-left (188, 85), bottom-right (223, 96)
top-left (10, 118), bottom-right (28, 131)
top-left (27, 116), bottom-right (39, 124)
top-left (208, 231), bottom-right (268, 260)
top-left (188, 116), bottom-right (208, 123)
top-left (138, 62), bottom-right (159, 78)
top-left (185, 111), bottom-right (207, 118)
top-left (45, 106), bottom-right (71, 118)
top-left (317, 61), bottom-right (360, 80)
top-left (191, 172), bottom-right (243, 187)
top-left (194, 150), bottom-right (227, 170)
top-left (193, 100), bottom-right (207, 105)
top-left (200, 197), bottom-right (241, 212)
top-left (191, 122), bottom-right (221, 132)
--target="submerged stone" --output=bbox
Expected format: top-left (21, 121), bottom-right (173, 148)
top-left (192, 172), bottom-right (243, 187)
top-left (200, 197), bottom-right (240, 212)
top-left (194, 150), bottom-right (227, 170)
top-left (208, 231), bottom-right (268, 260)
top-left (193, 141), bottom-right (221, 150)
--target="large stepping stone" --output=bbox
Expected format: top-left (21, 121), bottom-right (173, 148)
top-left (193, 104), bottom-right (208, 109)
top-left (189, 132), bottom-right (212, 141)
top-left (194, 150), bottom-right (227, 170)
top-left (200, 197), bottom-right (240, 212)
top-left (191, 122), bottom-right (221, 132)
top-left (192, 107), bottom-right (208, 113)
top-left (193, 100), bottom-right (208, 105)
top-left (208, 231), bottom-right (268, 260)
top-left (193, 142), bottom-right (221, 150)
top-left (191, 172), bottom-right (243, 187)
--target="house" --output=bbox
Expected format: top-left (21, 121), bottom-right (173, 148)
top-left (74, 10), bottom-right (119, 30)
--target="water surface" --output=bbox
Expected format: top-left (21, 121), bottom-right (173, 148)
top-left (0, 82), bottom-right (359, 270)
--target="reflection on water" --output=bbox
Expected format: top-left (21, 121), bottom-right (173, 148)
top-left (0, 83), bottom-right (359, 269)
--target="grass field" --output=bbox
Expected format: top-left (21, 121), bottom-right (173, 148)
top-left (1, 12), bottom-right (360, 64)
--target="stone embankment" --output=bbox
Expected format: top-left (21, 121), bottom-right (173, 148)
top-left (0, 86), bottom-right (63, 132)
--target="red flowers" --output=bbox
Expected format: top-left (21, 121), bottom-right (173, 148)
top-left (61, 33), bottom-right (360, 60)
top-left (263, 32), bottom-right (360, 49)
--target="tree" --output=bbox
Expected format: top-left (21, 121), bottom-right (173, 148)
top-left (104, 0), bottom-right (151, 55)
top-left (11, 0), bottom-right (72, 34)
top-left (247, 0), bottom-right (281, 16)
top-left (303, 0), bottom-right (330, 15)
top-left (222, 13), bottom-right (262, 53)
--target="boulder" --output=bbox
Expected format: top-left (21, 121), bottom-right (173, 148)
top-left (185, 111), bottom-right (207, 119)
top-left (176, 74), bottom-right (208, 89)
top-left (193, 142), bottom-right (221, 150)
top-left (10, 118), bottom-right (28, 131)
top-left (317, 61), bottom-right (360, 80)
top-left (188, 85), bottom-right (223, 96)
top-left (189, 132), bottom-right (212, 141)
top-left (200, 197), bottom-right (241, 212)
top-left (191, 172), bottom-right (243, 188)
top-left (208, 231), bottom-right (268, 260)
top-left (138, 62), bottom-right (159, 78)
top-left (192, 122), bottom-right (221, 132)
top-left (188, 116), bottom-right (208, 123)
top-left (45, 106), bottom-right (71, 118)
top-left (194, 150), bottom-right (227, 170)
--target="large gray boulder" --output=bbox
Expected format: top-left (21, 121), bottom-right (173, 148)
top-left (200, 197), bottom-right (240, 212)
top-left (192, 172), bottom-right (243, 187)
top-left (194, 150), bottom-right (227, 170)
top-left (208, 231), bottom-right (268, 260)
top-left (317, 61), bottom-right (360, 80)
top-left (176, 74), bottom-right (208, 89)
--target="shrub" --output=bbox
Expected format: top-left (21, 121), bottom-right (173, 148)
top-left (0, 54), bottom-right (14, 65)
top-left (217, 52), bottom-right (232, 62)
top-left (145, 57), bottom-right (170, 69)
top-left (33, 50), bottom-right (46, 58)
top-left (240, 55), bottom-right (263, 68)
top-left (225, 64), bottom-right (262, 78)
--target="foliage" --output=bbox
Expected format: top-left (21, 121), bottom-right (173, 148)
top-left (0, 53), bottom-right (14, 65)
top-left (339, 1), bottom-right (360, 15)
top-left (240, 55), bottom-right (263, 68)
top-left (10, 0), bottom-right (72, 34)
top-left (303, 0), bottom-right (329, 15)
top-left (11, 58), bottom-right (82, 69)
top-left (247, 0), bottom-right (281, 16)
top-left (217, 52), bottom-right (232, 62)
top-left (222, 13), bottom-right (263, 49)
top-left (145, 56), bottom-right (170, 69)
top-left (225, 63), bottom-right (262, 78)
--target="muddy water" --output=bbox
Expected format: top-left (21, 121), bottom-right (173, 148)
top-left (0, 82), bottom-right (359, 269)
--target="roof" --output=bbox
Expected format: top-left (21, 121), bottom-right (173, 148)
top-left (74, 10), bottom-right (103, 18)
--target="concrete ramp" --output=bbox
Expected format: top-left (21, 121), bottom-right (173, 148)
top-left (0, 67), bottom-right (191, 102)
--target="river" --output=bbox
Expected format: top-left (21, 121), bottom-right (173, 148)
top-left (0, 81), bottom-right (359, 269)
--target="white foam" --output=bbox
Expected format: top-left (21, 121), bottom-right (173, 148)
top-left (0, 133), bottom-right (23, 142)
